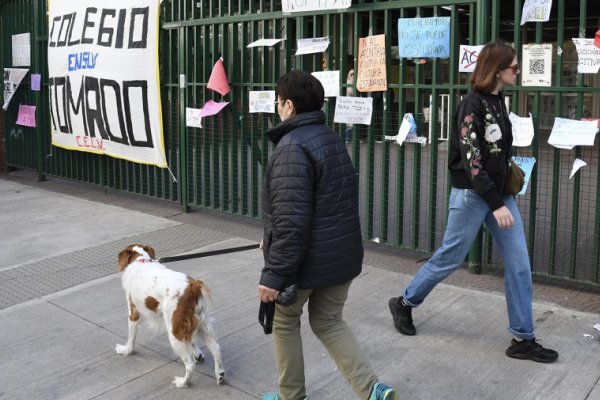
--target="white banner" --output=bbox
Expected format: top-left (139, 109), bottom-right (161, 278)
top-left (48, 0), bottom-right (167, 168)
top-left (3, 68), bottom-right (29, 110)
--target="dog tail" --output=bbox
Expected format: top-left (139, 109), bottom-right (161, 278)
top-left (171, 278), bottom-right (208, 341)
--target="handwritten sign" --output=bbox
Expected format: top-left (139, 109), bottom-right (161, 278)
top-left (459, 45), bottom-right (484, 72)
top-left (311, 71), bottom-right (340, 97)
top-left (512, 156), bottom-right (536, 195)
top-left (398, 17), bottom-right (450, 58)
top-left (521, 0), bottom-right (552, 25)
top-left (282, 0), bottom-right (351, 13)
top-left (521, 43), bottom-right (552, 86)
top-left (333, 96), bottom-right (373, 125)
top-left (572, 38), bottom-right (600, 74)
top-left (186, 107), bottom-right (202, 128)
top-left (356, 35), bottom-right (387, 92)
top-left (548, 118), bottom-right (598, 148)
top-left (249, 90), bottom-right (276, 113)
top-left (31, 73), bottom-right (41, 91)
top-left (48, 0), bottom-right (167, 167)
top-left (296, 37), bottom-right (330, 55)
top-left (509, 112), bottom-right (535, 147)
top-left (12, 33), bottom-right (30, 67)
top-left (16, 104), bottom-right (36, 127)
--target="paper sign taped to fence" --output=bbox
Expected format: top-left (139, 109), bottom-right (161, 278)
top-left (31, 74), bottom-right (41, 91)
top-left (249, 91), bottom-right (276, 113)
top-left (509, 112), bottom-right (535, 147)
top-left (12, 33), bottom-right (31, 67)
top-left (199, 100), bottom-right (229, 117)
top-left (48, 0), bottom-right (167, 167)
top-left (521, 44), bottom-right (552, 86)
top-left (512, 156), bottom-right (536, 195)
top-left (334, 96), bottom-right (373, 125)
top-left (570, 158), bottom-right (587, 179)
top-left (521, 0), bottom-right (552, 25)
top-left (282, 0), bottom-right (351, 13)
top-left (572, 38), bottom-right (600, 74)
top-left (459, 45), bottom-right (484, 72)
top-left (548, 118), bottom-right (598, 148)
top-left (398, 17), bottom-right (450, 58)
top-left (295, 37), bottom-right (330, 55)
top-left (247, 39), bottom-right (284, 48)
top-left (3, 68), bottom-right (29, 110)
top-left (186, 107), bottom-right (202, 128)
top-left (311, 71), bottom-right (340, 97)
top-left (16, 104), bottom-right (36, 127)
top-left (356, 35), bottom-right (387, 92)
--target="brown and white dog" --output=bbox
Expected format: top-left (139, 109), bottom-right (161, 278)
top-left (115, 244), bottom-right (225, 388)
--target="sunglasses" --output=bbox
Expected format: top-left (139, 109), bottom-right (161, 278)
top-left (504, 64), bottom-right (520, 73)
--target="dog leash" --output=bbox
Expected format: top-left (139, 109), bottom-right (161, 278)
top-left (158, 243), bottom-right (260, 263)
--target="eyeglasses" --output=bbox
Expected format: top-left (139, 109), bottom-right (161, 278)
top-left (504, 64), bottom-right (519, 73)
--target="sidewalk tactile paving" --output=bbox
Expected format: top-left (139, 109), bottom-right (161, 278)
top-left (0, 224), bottom-right (233, 310)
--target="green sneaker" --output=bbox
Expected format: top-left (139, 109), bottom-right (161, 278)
top-left (369, 382), bottom-right (398, 400)
top-left (261, 393), bottom-right (309, 400)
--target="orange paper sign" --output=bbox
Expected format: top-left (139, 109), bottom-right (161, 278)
top-left (356, 34), bottom-right (387, 92)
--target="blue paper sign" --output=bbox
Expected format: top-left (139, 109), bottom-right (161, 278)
top-left (398, 17), bottom-right (451, 58)
top-left (512, 156), bottom-right (536, 195)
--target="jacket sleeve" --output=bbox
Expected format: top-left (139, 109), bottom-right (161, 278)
top-left (456, 97), bottom-right (505, 211)
top-left (259, 144), bottom-right (314, 290)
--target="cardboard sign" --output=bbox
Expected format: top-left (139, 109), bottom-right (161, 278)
top-left (356, 35), bottom-right (387, 92)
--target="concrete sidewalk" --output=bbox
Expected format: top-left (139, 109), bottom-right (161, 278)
top-left (1, 175), bottom-right (599, 400)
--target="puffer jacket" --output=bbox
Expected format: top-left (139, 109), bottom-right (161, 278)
top-left (259, 110), bottom-right (363, 290)
top-left (448, 90), bottom-right (513, 211)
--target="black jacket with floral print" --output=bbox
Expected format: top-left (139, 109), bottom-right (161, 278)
top-left (448, 90), bottom-right (513, 211)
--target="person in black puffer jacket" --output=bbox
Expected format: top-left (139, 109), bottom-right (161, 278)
top-left (388, 41), bottom-right (558, 364)
top-left (258, 70), bottom-right (397, 400)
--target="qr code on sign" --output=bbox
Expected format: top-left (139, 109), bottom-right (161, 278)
top-left (529, 59), bottom-right (545, 75)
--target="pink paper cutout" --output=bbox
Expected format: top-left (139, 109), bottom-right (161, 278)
top-left (595, 28), bottom-right (600, 49)
top-left (16, 104), bottom-right (36, 127)
top-left (199, 100), bottom-right (229, 117)
top-left (207, 58), bottom-right (231, 96)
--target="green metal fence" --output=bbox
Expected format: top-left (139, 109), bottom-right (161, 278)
top-left (1, 0), bottom-right (600, 286)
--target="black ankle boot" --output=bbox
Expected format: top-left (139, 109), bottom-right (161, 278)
top-left (388, 297), bottom-right (416, 336)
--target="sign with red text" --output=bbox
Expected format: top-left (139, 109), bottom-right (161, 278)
top-left (16, 105), bottom-right (36, 127)
top-left (458, 45), bottom-right (484, 72)
top-left (48, 0), bottom-right (167, 167)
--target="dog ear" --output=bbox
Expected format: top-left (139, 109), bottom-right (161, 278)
top-left (143, 245), bottom-right (156, 260)
top-left (118, 248), bottom-right (134, 272)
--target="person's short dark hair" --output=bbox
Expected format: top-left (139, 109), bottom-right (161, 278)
top-left (276, 70), bottom-right (324, 114)
top-left (470, 41), bottom-right (516, 93)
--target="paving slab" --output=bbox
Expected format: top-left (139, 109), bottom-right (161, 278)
top-left (1, 175), bottom-right (600, 400)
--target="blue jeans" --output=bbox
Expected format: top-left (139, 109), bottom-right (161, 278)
top-left (344, 127), bottom-right (353, 143)
top-left (403, 187), bottom-right (535, 340)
